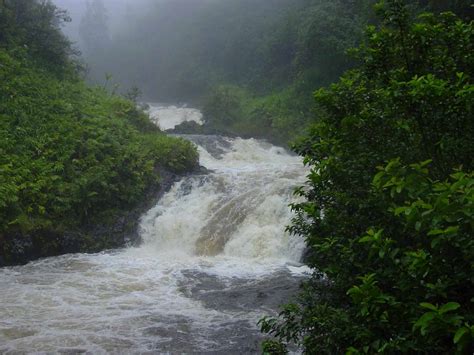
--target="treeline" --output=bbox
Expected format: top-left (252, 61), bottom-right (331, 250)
top-left (82, 0), bottom-right (471, 100)
top-left (78, 0), bottom-right (375, 143)
top-left (81, 0), bottom-right (301, 98)
top-left (199, 0), bottom-right (472, 143)
top-left (259, 0), bottom-right (473, 353)
top-left (198, 0), bottom-right (374, 144)
top-left (0, 0), bottom-right (198, 265)
top-left (78, 0), bottom-right (471, 144)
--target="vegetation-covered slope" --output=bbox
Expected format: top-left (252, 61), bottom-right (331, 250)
top-left (80, 0), bottom-right (376, 144)
top-left (0, 0), bottom-right (198, 265)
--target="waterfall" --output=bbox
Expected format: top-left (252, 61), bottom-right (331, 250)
top-left (138, 135), bottom-right (307, 262)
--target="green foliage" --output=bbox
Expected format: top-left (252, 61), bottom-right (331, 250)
top-left (124, 86), bottom-right (142, 104)
top-left (74, 0), bottom-right (383, 145)
top-left (413, 0), bottom-right (473, 19)
top-left (261, 339), bottom-right (288, 355)
top-left (0, 48), bottom-right (197, 239)
top-left (0, 0), bottom-right (78, 76)
top-left (261, 2), bottom-right (473, 353)
top-left (197, 0), bottom-right (378, 144)
top-left (202, 84), bottom-right (312, 145)
top-left (72, 0), bottom-right (470, 144)
top-left (202, 85), bottom-right (247, 127)
top-left (0, 2), bottom-right (198, 263)
top-left (290, 0), bottom-right (373, 83)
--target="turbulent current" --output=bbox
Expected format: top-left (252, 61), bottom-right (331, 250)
top-left (0, 106), bottom-right (310, 353)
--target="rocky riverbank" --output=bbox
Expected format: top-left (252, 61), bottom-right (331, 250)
top-left (0, 166), bottom-right (206, 267)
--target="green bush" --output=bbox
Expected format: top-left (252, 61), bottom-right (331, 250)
top-left (261, 339), bottom-right (288, 355)
top-left (260, 2), bottom-right (473, 353)
top-left (202, 84), bottom-right (312, 145)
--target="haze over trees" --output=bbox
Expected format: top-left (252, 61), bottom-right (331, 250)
top-left (64, 0), bottom-right (472, 144)
top-left (79, 0), bottom-right (110, 56)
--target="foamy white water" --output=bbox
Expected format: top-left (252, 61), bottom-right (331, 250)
top-left (147, 104), bottom-right (203, 130)
top-left (0, 107), bottom-right (308, 353)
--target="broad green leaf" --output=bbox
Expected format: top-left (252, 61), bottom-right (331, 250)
top-left (420, 303), bottom-right (438, 311)
top-left (439, 302), bottom-right (460, 314)
top-left (453, 327), bottom-right (468, 344)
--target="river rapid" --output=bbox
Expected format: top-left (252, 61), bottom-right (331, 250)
top-left (0, 106), bottom-right (309, 354)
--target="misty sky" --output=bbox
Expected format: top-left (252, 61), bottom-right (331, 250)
top-left (53, 0), bottom-right (147, 44)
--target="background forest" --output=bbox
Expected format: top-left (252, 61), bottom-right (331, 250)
top-left (66, 0), bottom-right (472, 143)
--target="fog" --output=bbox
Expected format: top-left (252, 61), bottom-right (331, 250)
top-left (53, 0), bottom-right (145, 54)
top-left (51, 0), bottom-right (473, 104)
top-left (53, 0), bottom-right (306, 102)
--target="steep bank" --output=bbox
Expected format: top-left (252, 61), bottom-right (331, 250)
top-left (0, 0), bottom-right (200, 266)
top-left (0, 49), bottom-right (199, 266)
top-left (0, 166), bottom-right (199, 267)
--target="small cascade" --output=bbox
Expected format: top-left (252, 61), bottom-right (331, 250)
top-left (138, 135), bottom-right (307, 261)
top-left (147, 104), bottom-right (203, 130)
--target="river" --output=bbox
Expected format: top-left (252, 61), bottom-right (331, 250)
top-left (0, 106), bottom-right (309, 353)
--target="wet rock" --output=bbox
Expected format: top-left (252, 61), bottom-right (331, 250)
top-left (179, 270), bottom-right (304, 313)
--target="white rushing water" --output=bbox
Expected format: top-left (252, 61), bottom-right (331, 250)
top-left (0, 107), bottom-right (309, 353)
top-left (147, 104), bottom-right (203, 130)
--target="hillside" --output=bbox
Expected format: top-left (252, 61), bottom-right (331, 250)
top-left (0, 0), bottom-right (198, 265)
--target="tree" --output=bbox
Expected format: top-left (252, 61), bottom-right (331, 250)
top-left (0, 0), bottom-right (74, 75)
top-left (415, 0), bottom-right (473, 18)
top-left (260, 1), bottom-right (473, 353)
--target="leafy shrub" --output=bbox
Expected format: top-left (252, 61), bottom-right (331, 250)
top-left (261, 339), bottom-right (288, 355)
top-left (261, 1), bottom-right (473, 353)
top-left (0, 44), bottom-right (198, 262)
